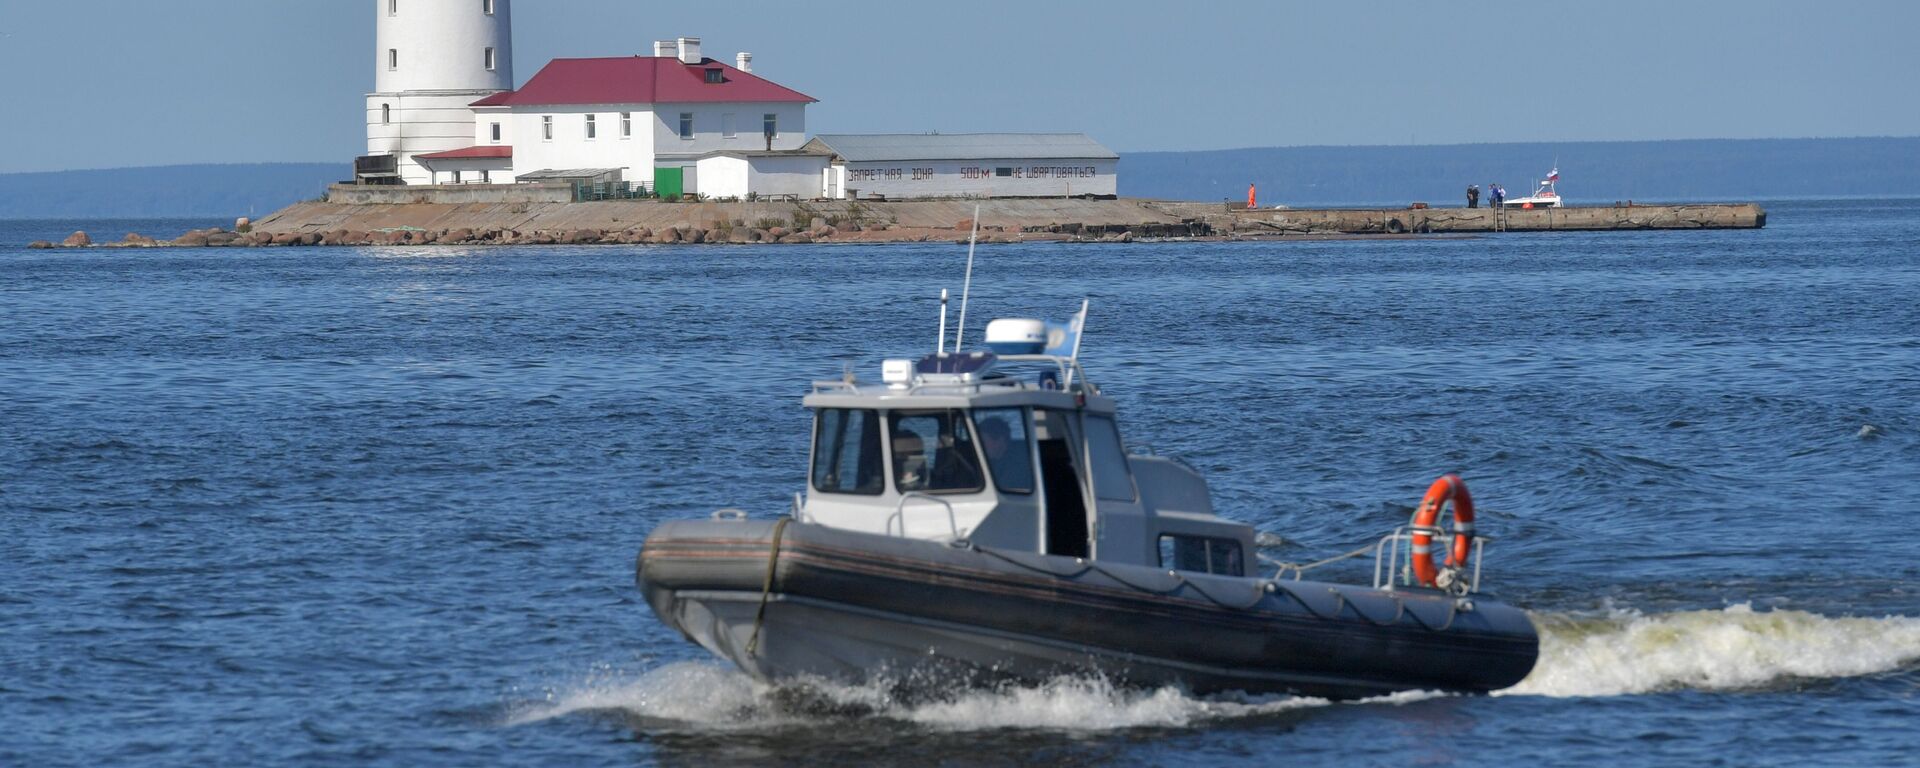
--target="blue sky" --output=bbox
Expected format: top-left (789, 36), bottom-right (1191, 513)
top-left (0, 0), bottom-right (1914, 173)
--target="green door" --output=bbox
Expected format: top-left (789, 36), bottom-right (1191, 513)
top-left (654, 167), bottom-right (683, 199)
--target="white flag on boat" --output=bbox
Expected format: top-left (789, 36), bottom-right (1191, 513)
top-left (1044, 300), bottom-right (1090, 359)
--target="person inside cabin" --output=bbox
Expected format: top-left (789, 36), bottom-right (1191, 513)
top-left (973, 411), bottom-right (1034, 494)
top-left (1467, 185), bottom-right (1480, 209)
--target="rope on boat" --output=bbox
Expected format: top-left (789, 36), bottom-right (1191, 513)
top-left (744, 516), bottom-right (792, 657)
top-left (1261, 543), bottom-right (1376, 582)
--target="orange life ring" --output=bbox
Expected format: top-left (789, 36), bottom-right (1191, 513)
top-left (1410, 474), bottom-right (1475, 590)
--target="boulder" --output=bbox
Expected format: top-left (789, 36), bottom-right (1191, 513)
top-left (205, 232), bottom-right (240, 247)
top-left (173, 232), bottom-right (210, 247)
top-left (777, 232), bottom-right (813, 244)
top-left (62, 231), bottom-right (92, 247)
top-left (727, 229), bottom-right (751, 244)
top-left (445, 228), bottom-right (473, 243)
top-left (842, 221), bottom-right (863, 233)
top-left (749, 228), bottom-right (771, 243)
top-left (299, 233), bottom-right (322, 246)
top-left (685, 228), bottom-right (706, 244)
top-left (271, 233), bottom-right (301, 246)
top-left (27, 240), bottom-right (54, 249)
top-left (122, 233), bottom-right (158, 247)
top-left (813, 225), bottom-right (837, 239)
top-left (810, 216), bottom-right (828, 230)
top-left (767, 226), bottom-right (789, 238)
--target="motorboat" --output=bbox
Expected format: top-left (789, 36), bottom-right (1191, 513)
top-left (636, 298), bottom-right (1539, 700)
top-left (1504, 167), bottom-right (1564, 208)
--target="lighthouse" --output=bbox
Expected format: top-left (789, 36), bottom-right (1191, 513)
top-left (365, 0), bottom-right (513, 185)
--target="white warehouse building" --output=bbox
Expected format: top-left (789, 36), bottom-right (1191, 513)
top-left (805, 134), bottom-right (1120, 200)
top-left (355, 0), bottom-right (1119, 200)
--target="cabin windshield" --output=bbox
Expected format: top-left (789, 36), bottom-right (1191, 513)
top-left (971, 408), bottom-right (1033, 494)
top-left (811, 408), bottom-right (884, 495)
top-left (889, 410), bottom-right (985, 494)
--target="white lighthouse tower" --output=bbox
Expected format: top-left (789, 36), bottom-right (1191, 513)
top-left (366, 0), bottom-right (513, 185)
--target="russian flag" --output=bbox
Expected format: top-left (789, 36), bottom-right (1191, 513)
top-left (1546, 168), bottom-right (1560, 182)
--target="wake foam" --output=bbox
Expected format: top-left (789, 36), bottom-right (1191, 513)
top-left (507, 662), bottom-right (1435, 732)
top-left (512, 605), bottom-right (1920, 731)
top-left (1507, 603), bottom-right (1920, 698)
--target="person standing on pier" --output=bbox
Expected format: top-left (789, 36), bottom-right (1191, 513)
top-left (1467, 185), bottom-right (1480, 209)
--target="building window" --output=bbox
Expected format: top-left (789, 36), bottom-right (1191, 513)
top-left (452, 170), bottom-right (463, 184)
top-left (722, 113), bottom-right (736, 138)
top-left (381, 104), bottom-right (391, 125)
top-left (585, 114), bottom-right (597, 140)
top-left (704, 68), bottom-right (724, 84)
top-left (542, 115), bottom-right (553, 141)
top-left (489, 123), bottom-right (501, 143)
top-left (485, 47), bottom-right (495, 71)
top-left (388, 49), bottom-right (398, 71)
top-left (483, 0), bottom-right (494, 15)
top-left (620, 112), bottom-right (632, 138)
top-left (763, 113), bottom-right (778, 139)
top-left (678, 113), bottom-right (694, 140)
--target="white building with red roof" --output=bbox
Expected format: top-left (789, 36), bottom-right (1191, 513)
top-left (361, 0), bottom-right (1116, 200)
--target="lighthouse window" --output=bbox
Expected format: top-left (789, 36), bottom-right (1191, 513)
top-left (485, 47), bottom-right (496, 71)
top-left (490, 123), bottom-right (501, 143)
top-left (389, 49), bottom-right (398, 71)
top-left (811, 409), bottom-right (884, 496)
top-left (541, 116), bottom-right (553, 141)
top-left (621, 112), bottom-right (632, 138)
top-left (585, 114), bottom-right (597, 140)
top-left (483, 0), bottom-right (495, 15)
top-left (678, 113), bottom-right (694, 140)
top-left (889, 411), bottom-right (985, 494)
top-left (389, 0), bottom-right (398, 17)
top-left (381, 104), bottom-right (391, 125)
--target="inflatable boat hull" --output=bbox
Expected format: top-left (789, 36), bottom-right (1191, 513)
top-left (638, 519), bottom-right (1538, 699)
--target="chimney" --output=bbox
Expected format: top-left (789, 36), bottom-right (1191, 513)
top-left (652, 40), bottom-right (677, 59)
top-left (677, 37), bottom-right (702, 65)
top-left (735, 52), bottom-right (753, 73)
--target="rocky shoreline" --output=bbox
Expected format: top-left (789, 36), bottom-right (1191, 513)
top-left (27, 218), bottom-right (1164, 251)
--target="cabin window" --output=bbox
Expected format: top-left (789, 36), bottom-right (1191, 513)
top-left (811, 409), bottom-right (884, 495)
top-left (971, 408), bottom-right (1033, 494)
top-left (1159, 535), bottom-right (1244, 577)
top-left (1083, 415), bottom-right (1135, 502)
top-left (889, 411), bottom-right (984, 494)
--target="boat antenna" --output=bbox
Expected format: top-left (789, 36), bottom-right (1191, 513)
top-left (937, 288), bottom-right (949, 355)
top-left (953, 205), bottom-right (981, 353)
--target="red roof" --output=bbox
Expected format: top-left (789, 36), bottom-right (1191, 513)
top-left (415, 146), bottom-right (514, 160)
top-left (472, 57), bottom-right (816, 108)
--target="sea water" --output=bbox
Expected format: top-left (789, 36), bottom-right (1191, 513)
top-left (2, 199), bottom-right (1916, 765)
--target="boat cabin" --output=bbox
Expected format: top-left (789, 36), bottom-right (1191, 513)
top-left (799, 348), bottom-right (1255, 576)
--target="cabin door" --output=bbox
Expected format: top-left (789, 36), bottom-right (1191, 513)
top-left (1034, 409), bottom-right (1089, 558)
